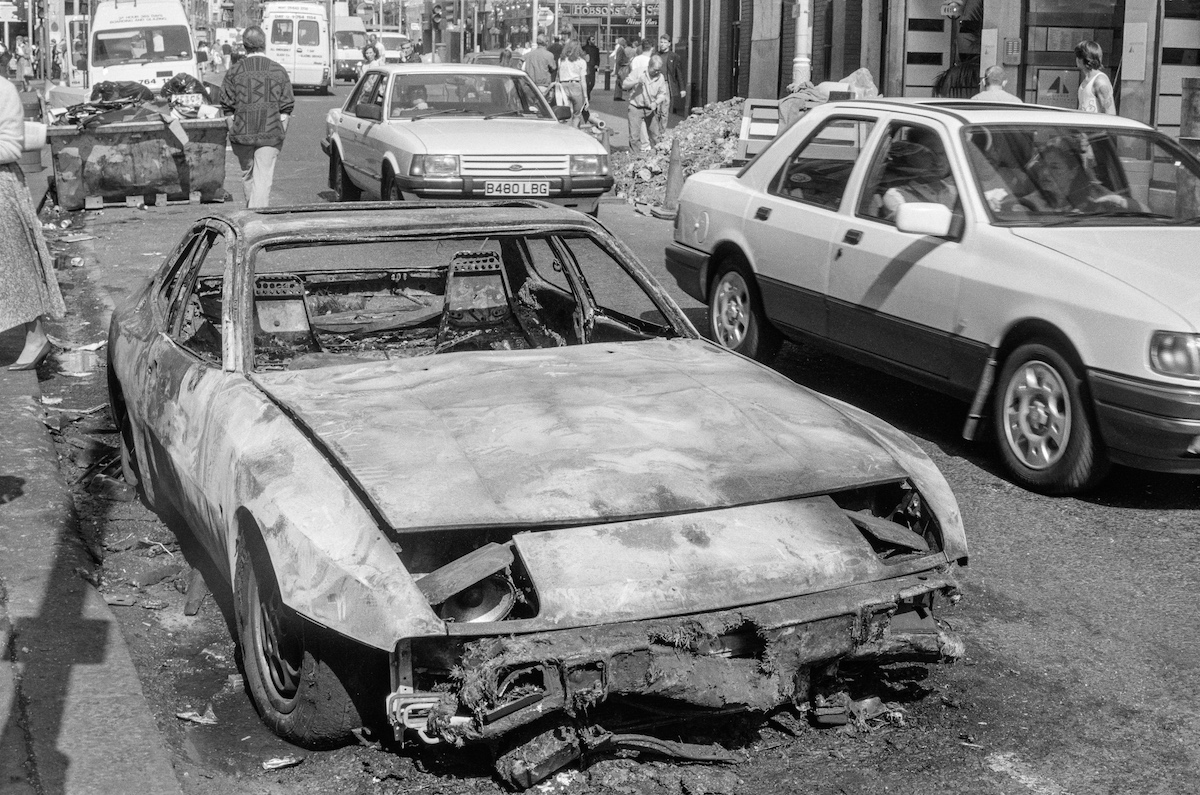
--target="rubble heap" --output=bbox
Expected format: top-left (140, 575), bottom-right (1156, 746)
top-left (612, 97), bottom-right (745, 206)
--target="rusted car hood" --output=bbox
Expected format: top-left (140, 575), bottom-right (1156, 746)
top-left (252, 339), bottom-right (909, 532)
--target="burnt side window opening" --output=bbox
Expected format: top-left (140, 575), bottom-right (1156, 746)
top-left (831, 480), bottom-right (944, 559)
top-left (248, 233), bottom-right (680, 371)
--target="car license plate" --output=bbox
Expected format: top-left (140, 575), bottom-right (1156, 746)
top-left (484, 180), bottom-right (550, 197)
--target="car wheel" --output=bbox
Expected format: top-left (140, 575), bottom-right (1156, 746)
top-left (235, 536), bottom-right (368, 749)
top-left (994, 342), bottom-right (1109, 494)
top-left (382, 168), bottom-right (403, 202)
top-left (331, 150), bottom-right (361, 202)
top-left (707, 259), bottom-right (781, 362)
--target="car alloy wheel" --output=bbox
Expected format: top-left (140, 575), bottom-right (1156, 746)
top-left (1001, 358), bottom-right (1071, 470)
top-left (711, 270), bottom-right (750, 350)
top-left (993, 342), bottom-right (1108, 494)
top-left (707, 259), bottom-right (780, 362)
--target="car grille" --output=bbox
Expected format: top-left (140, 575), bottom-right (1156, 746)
top-left (460, 155), bottom-right (570, 178)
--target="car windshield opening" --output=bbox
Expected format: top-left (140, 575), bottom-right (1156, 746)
top-left (963, 123), bottom-right (1200, 226)
top-left (249, 234), bottom-right (679, 371)
top-left (335, 31), bottom-right (366, 49)
top-left (92, 25), bottom-right (193, 66)
top-left (388, 73), bottom-right (552, 120)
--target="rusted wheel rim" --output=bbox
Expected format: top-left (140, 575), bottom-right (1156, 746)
top-left (1002, 359), bottom-right (1072, 470)
top-left (711, 272), bottom-right (749, 349)
top-left (251, 576), bottom-right (302, 704)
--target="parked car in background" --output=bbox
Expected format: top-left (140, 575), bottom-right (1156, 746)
top-left (107, 200), bottom-right (966, 788)
top-left (464, 48), bottom-right (525, 70)
top-left (668, 99), bottom-right (1200, 494)
top-left (323, 64), bottom-right (612, 215)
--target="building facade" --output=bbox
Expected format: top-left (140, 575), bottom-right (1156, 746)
top-left (653, 0), bottom-right (1195, 137)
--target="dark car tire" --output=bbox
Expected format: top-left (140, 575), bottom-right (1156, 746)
top-left (331, 149), bottom-right (361, 202)
top-left (993, 342), bottom-right (1109, 495)
top-left (382, 167), bottom-right (403, 202)
top-left (707, 257), bottom-right (781, 363)
top-left (235, 536), bottom-right (371, 749)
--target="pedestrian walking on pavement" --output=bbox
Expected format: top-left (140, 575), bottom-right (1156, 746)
top-left (557, 40), bottom-right (588, 127)
top-left (582, 35), bottom-right (600, 101)
top-left (220, 26), bottom-right (294, 209)
top-left (14, 38), bottom-right (31, 92)
top-left (523, 34), bottom-right (557, 101)
top-left (624, 53), bottom-right (669, 152)
top-left (1075, 40), bottom-right (1115, 115)
top-left (656, 34), bottom-right (687, 118)
top-left (971, 65), bottom-right (1021, 103)
top-left (611, 37), bottom-right (629, 101)
top-left (0, 75), bottom-right (65, 370)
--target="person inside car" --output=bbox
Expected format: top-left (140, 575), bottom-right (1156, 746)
top-left (1024, 136), bottom-right (1131, 213)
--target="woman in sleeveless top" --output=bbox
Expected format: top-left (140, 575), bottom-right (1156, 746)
top-left (1075, 40), bottom-right (1115, 115)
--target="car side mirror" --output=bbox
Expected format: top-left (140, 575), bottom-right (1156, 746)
top-left (894, 203), bottom-right (954, 237)
top-left (553, 105), bottom-right (572, 122)
top-left (356, 103), bottom-right (383, 121)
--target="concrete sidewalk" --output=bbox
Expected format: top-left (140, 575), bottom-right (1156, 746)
top-left (0, 340), bottom-right (182, 795)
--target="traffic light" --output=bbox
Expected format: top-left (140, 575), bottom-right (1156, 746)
top-left (443, 0), bottom-right (455, 25)
top-left (431, 2), bottom-right (442, 25)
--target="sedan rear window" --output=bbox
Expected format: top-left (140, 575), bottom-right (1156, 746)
top-left (248, 234), bottom-right (680, 371)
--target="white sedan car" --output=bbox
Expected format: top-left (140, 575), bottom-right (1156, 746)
top-left (667, 99), bottom-right (1200, 494)
top-left (323, 64), bottom-right (612, 215)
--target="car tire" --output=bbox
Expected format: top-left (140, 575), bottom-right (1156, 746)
top-left (331, 149), bottom-right (361, 202)
top-left (382, 167), bottom-right (403, 202)
top-left (234, 535), bottom-right (375, 749)
top-left (707, 258), bottom-right (781, 363)
top-left (993, 342), bottom-right (1109, 494)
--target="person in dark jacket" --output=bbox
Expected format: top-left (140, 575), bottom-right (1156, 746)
top-left (657, 34), bottom-right (686, 117)
top-left (220, 26), bottom-right (294, 208)
top-left (582, 35), bottom-right (600, 100)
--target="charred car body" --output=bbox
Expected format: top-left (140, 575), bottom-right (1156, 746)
top-left (106, 201), bottom-right (967, 785)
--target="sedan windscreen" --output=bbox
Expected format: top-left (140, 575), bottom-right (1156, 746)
top-left (963, 124), bottom-right (1200, 225)
top-left (388, 73), bottom-right (552, 119)
top-left (247, 234), bottom-right (679, 370)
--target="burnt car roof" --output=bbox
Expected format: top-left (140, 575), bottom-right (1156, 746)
top-left (213, 200), bottom-right (600, 245)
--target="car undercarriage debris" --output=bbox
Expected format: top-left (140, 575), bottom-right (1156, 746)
top-left (494, 723), bottom-right (740, 790)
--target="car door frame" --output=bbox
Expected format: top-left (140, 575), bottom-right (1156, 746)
top-left (824, 113), bottom-right (977, 392)
top-left (340, 70), bottom-right (386, 187)
top-left (747, 111), bottom-right (887, 340)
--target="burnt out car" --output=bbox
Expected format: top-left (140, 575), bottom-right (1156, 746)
top-left (106, 200), bottom-right (967, 786)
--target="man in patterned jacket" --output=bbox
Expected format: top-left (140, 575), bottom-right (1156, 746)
top-left (220, 26), bottom-right (294, 208)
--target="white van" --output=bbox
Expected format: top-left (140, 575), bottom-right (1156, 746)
top-left (262, 2), bottom-right (331, 93)
top-left (89, 0), bottom-right (197, 91)
top-left (333, 15), bottom-right (365, 82)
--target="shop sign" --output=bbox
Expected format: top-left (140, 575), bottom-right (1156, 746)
top-left (0, 2), bottom-right (16, 23)
top-left (1036, 68), bottom-right (1079, 108)
top-left (562, 3), bottom-right (659, 16)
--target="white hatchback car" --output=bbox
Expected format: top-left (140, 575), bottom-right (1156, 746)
top-left (667, 99), bottom-right (1200, 494)
top-left (322, 64), bottom-right (612, 214)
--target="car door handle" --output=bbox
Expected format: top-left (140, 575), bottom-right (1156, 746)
top-left (754, 206), bottom-right (771, 221)
top-left (843, 229), bottom-right (863, 245)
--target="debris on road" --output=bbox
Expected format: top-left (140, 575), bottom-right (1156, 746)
top-left (613, 98), bottom-right (745, 207)
top-left (261, 755), bottom-right (303, 771)
top-left (104, 594), bottom-right (137, 607)
top-left (176, 705), bottom-right (218, 725)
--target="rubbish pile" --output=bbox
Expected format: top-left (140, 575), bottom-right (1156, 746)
top-left (49, 75), bottom-right (219, 128)
top-left (612, 97), bottom-right (745, 206)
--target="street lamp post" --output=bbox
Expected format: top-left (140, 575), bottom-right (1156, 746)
top-left (792, 0), bottom-right (810, 85)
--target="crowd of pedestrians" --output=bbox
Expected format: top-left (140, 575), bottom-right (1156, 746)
top-left (521, 29), bottom-right (686, 146)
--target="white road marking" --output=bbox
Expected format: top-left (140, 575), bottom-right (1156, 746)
top-left (986, 752), bottom-right (1071, 795)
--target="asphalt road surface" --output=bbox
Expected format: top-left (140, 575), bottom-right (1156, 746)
top-left (32, 84), bottom-right (1200, 795)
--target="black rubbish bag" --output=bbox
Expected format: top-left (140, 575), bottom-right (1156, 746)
top-left (89, 81), bottom-right (157, 103)
top-left (160, 73), bottom-right (210, 102)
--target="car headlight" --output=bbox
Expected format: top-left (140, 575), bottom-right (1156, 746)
top-left (410, 155), bottom-right (460, 178)
top-left (570, 154), bottom-right (608, 176)
top-left (1149, 331), bottom-right (1200, 378)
